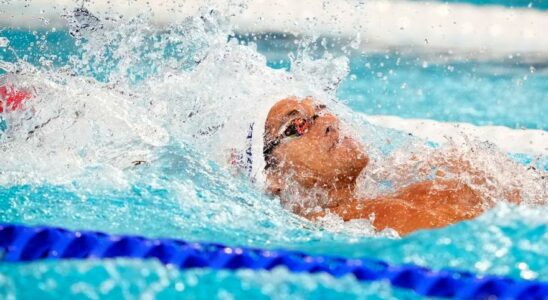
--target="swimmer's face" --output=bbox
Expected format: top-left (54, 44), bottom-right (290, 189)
top-left (264, 97), bottom-right (368, 190)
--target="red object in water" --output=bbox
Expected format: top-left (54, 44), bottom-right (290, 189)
top-left (0, 84), bottom-right (32, 113)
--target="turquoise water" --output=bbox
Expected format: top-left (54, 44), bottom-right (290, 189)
top-left (339, 55), bottom-right (548, 130)
top-left (1, 144), bottom-right (547, 299)
top-left (1, 22), bottom-right (547, 300)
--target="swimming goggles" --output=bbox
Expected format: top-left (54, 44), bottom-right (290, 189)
top-left (263, 115), bottom-right (316, 169)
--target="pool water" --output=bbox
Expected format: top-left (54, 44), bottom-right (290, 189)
top-left (0, 8), bottom-right (547, 300)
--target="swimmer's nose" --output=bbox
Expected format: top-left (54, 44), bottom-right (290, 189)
top-left (320, 113), bottom-right (338, 124)
top-left (317, 114), bottom-right (339, 137)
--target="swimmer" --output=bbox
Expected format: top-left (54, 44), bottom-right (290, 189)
top-left (262, 97), bottom-right (523, 236)
top-left (0, 74), bottom-right (531, 236)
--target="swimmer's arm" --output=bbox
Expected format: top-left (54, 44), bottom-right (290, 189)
top-left (315, 197), bottom-right (449, 236)
top-left (397, 151), bottom-right (522, 204)
top-left (310, 179), bottom-right (486, 236)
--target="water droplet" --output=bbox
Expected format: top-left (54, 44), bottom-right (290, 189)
top-left (175, 282), bottom-right (185, 291)
top-left (350, 33), bottom-right (361, 49)
top-left (0, 37), bottom-right (9, 48)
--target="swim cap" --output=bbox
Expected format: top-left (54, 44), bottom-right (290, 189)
top-left (228, 120), bottom-right (269, 185)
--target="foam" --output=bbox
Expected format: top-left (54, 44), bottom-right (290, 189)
top-left (366, 115), bottom-right (548, 156)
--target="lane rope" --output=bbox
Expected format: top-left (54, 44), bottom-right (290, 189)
top-left (1, 224), bottom-right (546, 299)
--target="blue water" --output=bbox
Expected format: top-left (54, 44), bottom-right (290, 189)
top-left (1, 144), bottom-right (547, 299)
top-left (339, 55), bottom-right (547, 130)
top-left (1, 26), bottom-right (547, 300)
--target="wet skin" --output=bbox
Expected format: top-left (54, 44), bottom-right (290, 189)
top-left (264, 97), bottom-right (486, 236)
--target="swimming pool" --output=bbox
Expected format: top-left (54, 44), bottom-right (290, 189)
top-left (1, 2), bottom-right (547, 299)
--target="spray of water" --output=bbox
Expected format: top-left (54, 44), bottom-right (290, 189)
top-left (0, 4), bottom-right (546, 239)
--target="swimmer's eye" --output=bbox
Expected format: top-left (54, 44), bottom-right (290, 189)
top-left (283, 118), bottom-right (309, 137)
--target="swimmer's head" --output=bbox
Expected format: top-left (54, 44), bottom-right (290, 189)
top-left (263, 97), bottom-right (368, 195)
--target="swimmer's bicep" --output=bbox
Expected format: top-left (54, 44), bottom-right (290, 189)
top-left (332, 198), bottom-right (449, 236)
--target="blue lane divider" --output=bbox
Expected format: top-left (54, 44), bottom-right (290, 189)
top-left (1, 224), bottom-right (547, 299)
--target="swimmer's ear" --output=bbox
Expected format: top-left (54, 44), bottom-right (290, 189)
top-left (265, 172), bottom-right (283, 196)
